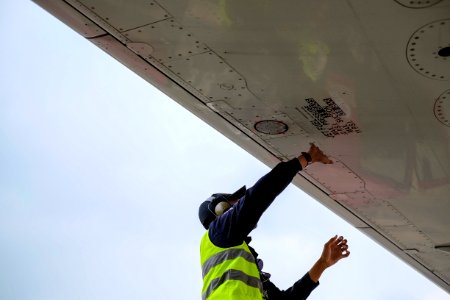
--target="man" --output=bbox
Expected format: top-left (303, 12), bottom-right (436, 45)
top-left (198, 143), bottom-right (350, 300)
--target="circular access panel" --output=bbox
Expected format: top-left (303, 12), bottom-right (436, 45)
top-left (254, 120), bottom-right (288, 135)
top-left (434, 89), bottom-right (450, 127)
top-left (394, 0), bottom-right (442, 8)
top-left (406, 19), bottom-right (450, 80)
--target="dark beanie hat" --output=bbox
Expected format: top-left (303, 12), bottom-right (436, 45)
top-left (198, 200), bottom-right (216, 230)
top-left (198, 186), bottom-right (246, 229)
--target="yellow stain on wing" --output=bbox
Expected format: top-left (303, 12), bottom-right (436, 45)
top-left (297, 40), bottom-right (330, 82)
top-left (219, 0), bottom-right (233, 27)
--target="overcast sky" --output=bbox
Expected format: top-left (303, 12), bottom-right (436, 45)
top-left (0, 2), bottom-right (448, 300)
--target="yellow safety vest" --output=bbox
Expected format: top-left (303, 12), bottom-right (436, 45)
top-left (200, 231), bottom-right (264, 300)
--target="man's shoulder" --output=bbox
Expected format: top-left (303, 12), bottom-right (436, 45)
top-left (208, 213), bottom-right (245, 248)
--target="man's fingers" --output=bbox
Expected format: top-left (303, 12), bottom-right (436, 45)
top-left (333, 237), bottom-right (348, 250)
top-left (327, 236), bottom-right (342, 250)
top-left (339, 238), bottom-right (350, 258)
top-left (337, 239), bottom-right (347, 250)
top-left (327, 235), bottom-right (350, 252)
top-left (332, 236), bottom-right (344, 245)
top-left (337, 239), bottom-right (347, 246)
top-left (325, 235), bottom-right (338, 246)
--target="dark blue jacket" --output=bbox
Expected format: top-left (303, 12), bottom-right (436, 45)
top-left (208, 158), bottom-right (319, 299)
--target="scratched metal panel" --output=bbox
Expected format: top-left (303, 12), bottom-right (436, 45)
top-left (124, 19), bottom-right (209, 63)
top-left (307, 161), bottom-right (366, 194)
top-left (385, 224), bottom-right (435, 251)
top-left (167, 51), bottom-right (252, 102)
top-left (331, 193), bottom-right (411, 228)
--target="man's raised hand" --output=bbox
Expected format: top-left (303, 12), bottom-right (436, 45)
top-left (308, 143), bottom-right (333, 164)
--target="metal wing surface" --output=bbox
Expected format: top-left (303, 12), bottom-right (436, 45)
top-left (33, 0), bottom-right (450, 292)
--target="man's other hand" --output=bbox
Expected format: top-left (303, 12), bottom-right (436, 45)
top-left (320, 235), bottom-right (350, 268)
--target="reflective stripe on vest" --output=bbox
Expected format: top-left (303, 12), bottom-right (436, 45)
top-left (200, 231), bottom-right (264, 300)
top-left (202, 248), bottom-right (255, 277)
top-left (202, 269), bottom-right (263, 300)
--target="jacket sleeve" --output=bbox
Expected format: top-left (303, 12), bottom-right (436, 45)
top-left (209, 158), bottom-right (302, 247)
top-left (263, 273), bottom-right (319, 300)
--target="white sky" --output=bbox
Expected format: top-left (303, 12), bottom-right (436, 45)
top-left (0, 1), bottom-right (448, 300)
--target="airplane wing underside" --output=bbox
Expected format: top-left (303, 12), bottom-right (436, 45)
top-left (33, 0), bottom-right (450, 292)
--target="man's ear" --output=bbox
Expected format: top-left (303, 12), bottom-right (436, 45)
top-left (214, 202), bottom-right (231, 216)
